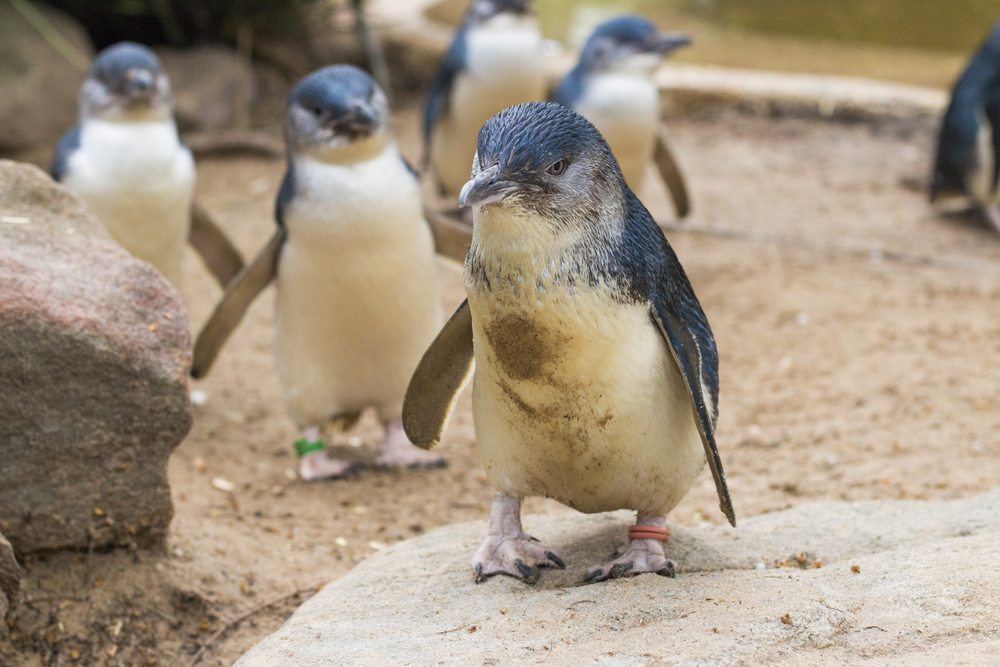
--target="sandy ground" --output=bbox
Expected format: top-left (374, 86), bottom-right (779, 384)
top-left (4, 102), bottom-right (1000, 666)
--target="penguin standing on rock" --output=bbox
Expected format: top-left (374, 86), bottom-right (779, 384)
top-left (931, 20), bottom-right (1000, 233)
top-left (193, 65), bottom-right (447, 480)
top-left (404, 102), bottom-right (735, 583)
top-left (424, 0), bottom-right (546, 199)
top-left (52, 42), bottom-right (242, 290)
top-left (552, 16), bottom-right (692, 218)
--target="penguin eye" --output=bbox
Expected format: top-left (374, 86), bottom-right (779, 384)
top-left (310, 106), bottom-right (323, 117)
top-left (546, 159), bottom-right (568, 176)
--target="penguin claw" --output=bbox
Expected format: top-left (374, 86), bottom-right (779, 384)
top-left (471, 536), bottom-right (563, 584)
top-left (584, 540), bottom-right (677, 584)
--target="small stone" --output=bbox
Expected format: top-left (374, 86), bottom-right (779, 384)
top-left (212, 477), bottom-right (236, 492)
top-left (781, 613), bottom-right (792, 625)
top-left (368, 541), bottom-right (387, 551)
top-left (190, 389), bottom-right (209, 406)
top-left (851, 564), bottom-right (861, 573)
top-left (755, 562), bottom-right (766, 570)
top-left (334, 537), bottom-right (348, 547)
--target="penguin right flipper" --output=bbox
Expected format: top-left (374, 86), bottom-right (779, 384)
top-left (424, 206), bottom-right (472, 264)
top-left (189, 202), bottom-right (245, 287)
top-left (654, 128), bottom-right (691, 219)
top-left (50, 126), bottom-right (81, 182)
top-left (402, 299), bottom-right (475, 449)
top-left (191, 226), bottom-right (286, 378)
top-left (650, 302), bottom-right (735, 527)
top-left (422, 28), bottom-right (468, 169)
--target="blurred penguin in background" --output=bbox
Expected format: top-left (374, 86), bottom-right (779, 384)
top-left (552, 16), bottom-right (692, 218)
top-left (424, 0), bottom-right (546, 199)
top-left (192, 65), bottom-right (446, 481)
top-left (931, 20), bottom-right (1000, 233)
top-left (52, 42), bottom-right (243, 290)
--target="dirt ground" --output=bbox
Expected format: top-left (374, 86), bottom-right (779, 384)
top-left (4, 101), bottom-right (1000, 667)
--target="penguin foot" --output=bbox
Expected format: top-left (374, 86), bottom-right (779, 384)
top-left (471, 535), bottom-right (564, 584)
top-left (584, 539), bottom-right (676, 583)
top-left (374, 419), bottom-right (447, 470)
top-left (298, 450), bottom-right (363, 481)
top-left (472, 494), bottom-right (564, 584)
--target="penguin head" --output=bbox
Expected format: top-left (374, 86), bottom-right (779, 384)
top-left (460, 102), bottom-right (625, 234)
top-left (465, 0), bottom-right (535, 29)
top-left (80, 42), bottom-right (172, 121)
top-left (578, 16), bottom-right (689, 77)
top-left (284, 65), bottom-right (391, 160)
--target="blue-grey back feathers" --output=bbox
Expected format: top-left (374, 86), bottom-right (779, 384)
top-left (932, 20), bottom-right (1000, 201)
top-left (51, 125), bottom-right (81, 182)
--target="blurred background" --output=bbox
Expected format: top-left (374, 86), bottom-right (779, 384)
top-left (3, 0), bottom-right (998, 167)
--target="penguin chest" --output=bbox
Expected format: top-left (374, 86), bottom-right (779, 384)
top-left (274, 153), bottom-right (441, 424)
top-left (468, 288), bottom-right (706, 516)
top-left (64, 119), bottom-right (194, 285)
top-left (575, 74), bottom-right (660, 190)
top-left (432, 25), bottom-right (545, 194)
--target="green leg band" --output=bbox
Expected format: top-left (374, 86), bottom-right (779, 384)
top-left (294, 438), bottom-right (325, 457)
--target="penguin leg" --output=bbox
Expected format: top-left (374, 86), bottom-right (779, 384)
top-left (373, 418), bottom-right (447, 469)
top-left (583, 515), bottom-right (677, 583)
top-left (984, 204), bottom-right (1000, 234)
top-left (471, 494), bottom-right (565, 584)
top-left (297, 425), bottom-right (362, 481)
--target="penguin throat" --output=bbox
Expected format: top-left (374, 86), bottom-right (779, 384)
top-left (303, 131), bottom-right (392, 165)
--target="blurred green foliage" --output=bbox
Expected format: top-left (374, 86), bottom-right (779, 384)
top-left (44, 0), bottom-right (319, 50)
top-left (709, 0), bottom-right (999, 52)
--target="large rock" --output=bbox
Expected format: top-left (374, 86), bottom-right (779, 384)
top-left (0, 531), bottom-right (19, 621)
top-left (157, 46), bottom-right (256, 132)
top-left (0, 3), bottom-right (92, 154)
top-left (0, 160), bottom-right (192, 555)
top-left (236, 490), bottom-right (1000, 666)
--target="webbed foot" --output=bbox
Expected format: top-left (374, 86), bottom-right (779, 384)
top-left (374, 419), bottom-right (447, 469)
top-left (584, 517), bottom-right (676, 583)
top-left (296, 425), bottom-right (362, 481)
top-left (472, 494), bottom-right (564, 584)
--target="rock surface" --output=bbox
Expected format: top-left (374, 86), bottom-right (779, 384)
top-left (236, 490), bottom-right (1000, 666)
top-left (0, 160), bottom-right (192, 555)
top-left (0, 531), bottom-right (19, 621)
top-left (0, 3), bottom-right (92, 153)
top-left (158, 46), bottom-right (255, 133)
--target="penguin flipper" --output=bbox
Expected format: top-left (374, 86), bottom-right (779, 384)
top-left (51, 125), bottom-right (81, 182)
top-left (189, 202), bottom-right (245, 287)
top-left (650, 304), bottom-right (735, 527)
top-left (191, 227), bottom-right (286, 379)
top-left (654, 129), bottom-right (691, 219)
top-left (424, 206), bottom-right (472, 264)
top-left (402, 299), bottom-right (475, 449)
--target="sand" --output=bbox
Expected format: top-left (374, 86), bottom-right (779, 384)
top-left (3, 101), bottom-right (998, 667)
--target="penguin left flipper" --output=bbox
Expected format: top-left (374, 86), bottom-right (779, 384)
top-left (188, 202), bottom-right (245, 287)
top-left (650, 299), bottom-right (735, 527)
top-left (654, 128), bottom-right (691, 219)
top-left (402, 299), bottom-right (475, 449)
top-left (191, 227), bottom-right (286, 379)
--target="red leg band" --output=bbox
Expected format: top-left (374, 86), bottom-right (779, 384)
top-left (628, 525), bottom-right (671, 542)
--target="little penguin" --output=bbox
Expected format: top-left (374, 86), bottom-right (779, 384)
top-left (403, 102), bottom-right (735, 583)
top-left (52, 41), bottom-right (243, 290)
top-left (552, 15), bottom-right (692, 218)
top-left (192, 65), bottom-right (450, 480)
top-left (931, 20), bottom-right (1000, 233)
top-left (424, 0), bottom-right (547, 198)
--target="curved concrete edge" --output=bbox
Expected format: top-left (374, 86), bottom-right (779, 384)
top-left (368, 0), bottom-right (947, 123)
top-left (234, 490), bottom-right (1000, 666)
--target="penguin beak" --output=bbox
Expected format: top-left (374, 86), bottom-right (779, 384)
top-left (650, 32), bottom-right (691, 55)
top-left (459, 168), bottom-right (537, 207)
top-left (124, 68), bottom-right (157, 97)
top-left (332, 103), bottom-right (379, 137)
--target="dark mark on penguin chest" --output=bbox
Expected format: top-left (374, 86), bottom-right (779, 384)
top-left (484, 314), bottom-right (563, 382)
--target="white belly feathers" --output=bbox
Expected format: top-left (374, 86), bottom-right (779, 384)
top-left (465, 258), bottom-right (706, 517)
top-left (62, 119), bottom-right (195, 288)
top-left (276, 147), bottom-right (441, 426)
top-left (575, 73), bottom-right (661, 191)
